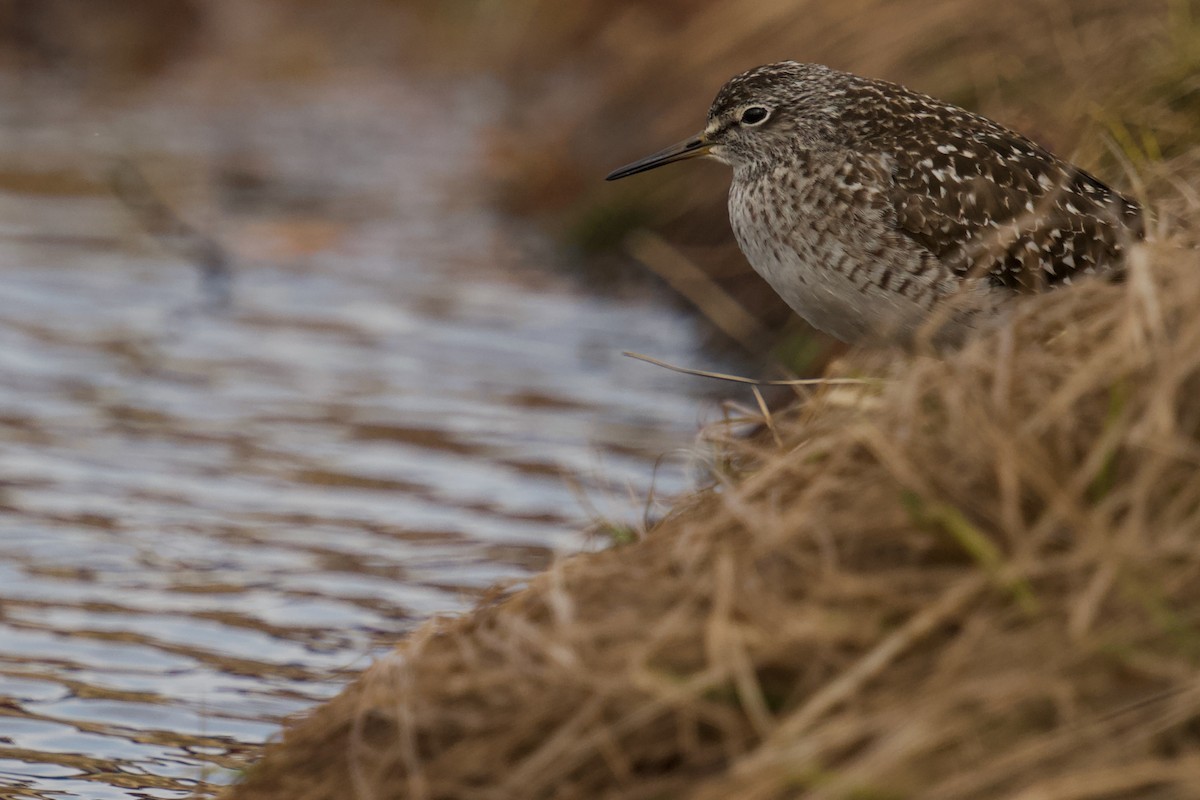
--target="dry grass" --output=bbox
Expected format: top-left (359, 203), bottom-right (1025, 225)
top-left (224, 2), bottom-right (1200, 798)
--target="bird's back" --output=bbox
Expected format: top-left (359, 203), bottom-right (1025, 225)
top-left (830, 72), bottom-right (1144, 291)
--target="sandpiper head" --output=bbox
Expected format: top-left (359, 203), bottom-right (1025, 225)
top-left (606, 62), bottom-right (842, 181)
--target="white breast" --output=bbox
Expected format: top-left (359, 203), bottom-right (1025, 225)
top-left (727, 158), bottom-right (975, 344)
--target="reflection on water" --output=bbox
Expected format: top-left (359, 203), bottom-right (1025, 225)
top-left (0, 73), bottom-right (733, 797)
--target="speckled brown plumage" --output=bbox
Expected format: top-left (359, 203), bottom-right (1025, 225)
top-left (607, 61), bottom-right (1144, 344)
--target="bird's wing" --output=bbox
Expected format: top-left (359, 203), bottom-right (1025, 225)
top-left (881, 127), bottom-right (1143, 291)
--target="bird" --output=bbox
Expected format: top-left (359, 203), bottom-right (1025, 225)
top-left (606, 62), bottom-right (1144, 345)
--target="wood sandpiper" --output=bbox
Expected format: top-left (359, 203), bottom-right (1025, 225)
top-left (606, 62), bottom-right (1144, 344)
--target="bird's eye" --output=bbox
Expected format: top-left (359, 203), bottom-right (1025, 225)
top-left (739, 106), bottom-right (770, 125)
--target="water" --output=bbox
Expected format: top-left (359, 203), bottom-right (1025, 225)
top-left (0, 71), bottom-right (733, 797)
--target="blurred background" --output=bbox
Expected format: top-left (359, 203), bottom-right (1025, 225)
top-left (0, 0), bottom-right (1194, 796)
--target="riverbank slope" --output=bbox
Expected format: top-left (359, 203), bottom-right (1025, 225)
top-left (226, 2), bottom-right (1200, 797)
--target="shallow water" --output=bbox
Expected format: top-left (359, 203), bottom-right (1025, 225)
top-left (0, 72), bottom-right (733, 797)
